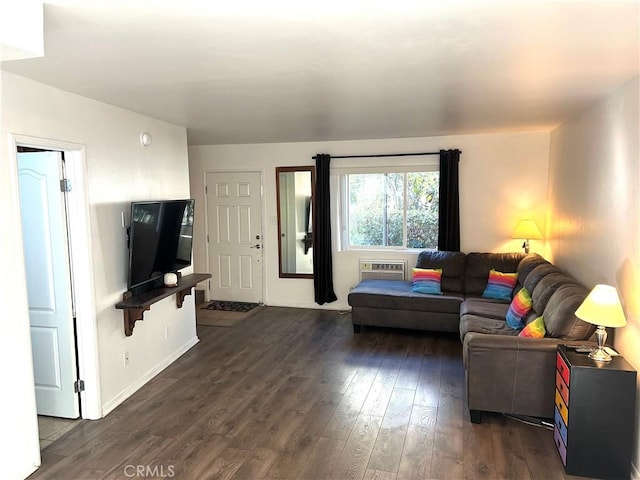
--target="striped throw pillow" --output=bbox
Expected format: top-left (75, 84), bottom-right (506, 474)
top-left (506, 287), bottom-right (532, 329)
top-left (481, 270), bottom-right (518, 301)
top-left (412, 268), bottom-right (443, 295)
top-left (519, 316), bottom-right (546, 338)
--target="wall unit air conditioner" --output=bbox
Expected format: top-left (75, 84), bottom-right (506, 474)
top-left (359, 260), bottom-right (407, 281)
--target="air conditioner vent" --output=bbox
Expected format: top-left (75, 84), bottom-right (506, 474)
top-left (359, 260), bottom-right (407, 281)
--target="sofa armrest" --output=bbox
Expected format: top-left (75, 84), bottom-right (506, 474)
top-left (463, 333), bottom-right (593, 419)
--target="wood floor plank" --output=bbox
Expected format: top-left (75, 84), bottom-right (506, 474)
top-left (29, 307), bottom-right (589, 480)
top-left (398, 405), bottom-right (437, 479)
top-left (367, 388), bottom-right (414, 473)
top-left (364, 469), bottom-right (398, 480)
top-left (267, 389), bottom-right (342, 478)
top-left (330, 414), bottom-right (383, 480)
top-left (297, 436), bottom-right (346, 480)
top-left (322, 367), bottom-right (377, 440)
top-left (188, 446), bottom-right (249, 480)
top-left (394, 339), bottom-right (425, 391)
top-left (513, 418), bottom-right (566, 480)
top-left (462, 416), bottom-right (498, 480)
top-left (232, 446), bottom-right (280, 480)
top-left (490, 414), bottom-right (533, 480)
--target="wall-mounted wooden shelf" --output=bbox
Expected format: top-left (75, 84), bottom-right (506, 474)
top-left (116, 273), bottom-right (211, 336)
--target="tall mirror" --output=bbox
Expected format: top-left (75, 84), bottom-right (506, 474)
top-left (276, 166), bottom-right (315, 278)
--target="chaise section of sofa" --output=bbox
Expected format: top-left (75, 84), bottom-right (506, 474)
top-left (348, 250), bottom-right (467, 333)
top-left (348, 279), bottom-right (463, 333)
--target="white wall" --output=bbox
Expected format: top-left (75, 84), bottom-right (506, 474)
top-left (1, 72), bottom-right (197, 426)
top-left (0, 70), bottom-right (42, 480)
top-left (189, 131), bottom-right (550, 310)
top-left (547, 75), bottom-right (640, 476)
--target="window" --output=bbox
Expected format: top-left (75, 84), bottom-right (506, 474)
top-left (335, 166), bottom-right (439, 250)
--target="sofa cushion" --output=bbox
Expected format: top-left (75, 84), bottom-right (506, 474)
top-left (531, 271), bottom-right (579, 314)
top-left (460, 298), bottom-right (509, 320)
top-left (348, 279), bottom-right (464, 313)
top-left (465, 252), bottom-right (525, 296)
top-left (523, 263), bottom-right (563, 296)
top-left (459, 314), bottom-right (520, 338)
top-left (517, 254), bottom-right (550, 287)
top-left (411, 268), bottom-right (443, 295)
top-left (543, 284), bottom-right (595, 340)
top-left (416, 250), bottom-right (466, 293)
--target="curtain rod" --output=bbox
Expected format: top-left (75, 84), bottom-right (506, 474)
top-left (312, 150), bottom-right (460, 160)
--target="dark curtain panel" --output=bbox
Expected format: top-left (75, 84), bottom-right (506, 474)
top-left (313, 154), bottom-right (338, 305)
top-left (438, 149), bottom-right (461, 251)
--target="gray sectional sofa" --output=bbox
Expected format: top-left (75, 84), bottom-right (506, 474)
top-left (347, 251), bottom-right (597, 422)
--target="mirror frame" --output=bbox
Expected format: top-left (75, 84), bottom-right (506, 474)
top-left (276, 166), bottom-right (315, 279)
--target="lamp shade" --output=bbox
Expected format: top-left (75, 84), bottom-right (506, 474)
top-left (575, 284), bottom-right (627, 328)
top-left (511, 219), bottom-right (543, 240)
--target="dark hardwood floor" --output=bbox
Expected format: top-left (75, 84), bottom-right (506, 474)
top-left (30, 307), bottom-right (587, 480)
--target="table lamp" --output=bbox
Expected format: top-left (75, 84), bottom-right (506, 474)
top-left (511, 219), bottom-right (543, 254)
top-left (574, 284), bottom-right (627, 362)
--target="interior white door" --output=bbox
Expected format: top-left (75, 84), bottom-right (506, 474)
top-left (206, 171), bottom-right (263, 303)
top-left (18, 151), bottom-right (79, 419)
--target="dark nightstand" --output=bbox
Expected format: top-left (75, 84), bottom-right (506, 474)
top-left (554, 344), bottom-right (636, 479)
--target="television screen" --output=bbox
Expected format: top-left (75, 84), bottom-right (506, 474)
top-left (128, 199), bottom-right (194, 292)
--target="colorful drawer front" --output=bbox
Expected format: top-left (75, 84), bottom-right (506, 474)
top-left (554, 406), bottom-right (568, 446)
top-left (555, 370), bottom-right (569, 406)
top-left (555, 389), bottom-right (569, 426)
top-left (554, 424), bottom-right (567, 466)
top-left (556, 353), bottom-right (570, 386)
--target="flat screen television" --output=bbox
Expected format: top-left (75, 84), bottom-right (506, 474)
top-left (127, 199), bottom-right (195, 295)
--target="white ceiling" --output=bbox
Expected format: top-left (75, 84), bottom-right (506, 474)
top-left (2, 0), bottom-right (639, 145)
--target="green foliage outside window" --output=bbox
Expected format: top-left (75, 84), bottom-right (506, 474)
top-left (348, 171), bottom-right (439, 249)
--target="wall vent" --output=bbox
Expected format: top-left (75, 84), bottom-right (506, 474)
top-left (359, 260), bottom-right (407, 282)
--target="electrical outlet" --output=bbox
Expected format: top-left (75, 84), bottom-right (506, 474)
top-left (164, 326), bottom-right (169, 338)
top-left (124, 351), bottom-right (130, 366)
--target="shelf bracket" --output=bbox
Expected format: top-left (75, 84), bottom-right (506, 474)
top-left (122, 291), bottom-right (150, 337)
top-left (176, 286), bottom-right (194, 308)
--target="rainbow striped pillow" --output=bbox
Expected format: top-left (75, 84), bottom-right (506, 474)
top-left (481, 270), bottom-right (518, 301)
top-left (506, 287), bottom-right (532, 329)
top-left (412, 268), bottom-right (443, 295)
top-left (519, 316), bottom-right (546, 338)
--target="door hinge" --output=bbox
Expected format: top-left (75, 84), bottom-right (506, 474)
top-left (207, 234), bottom-right (209, 243)
top-left (205, 185), bottom-right (208, 195)
top-left (74, 379), bottom-right (85, 393)
top-left (60, 178), bottom-right (72, 192)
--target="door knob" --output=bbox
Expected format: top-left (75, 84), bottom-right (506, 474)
top-left (250, 244), bottom-right (261, 249)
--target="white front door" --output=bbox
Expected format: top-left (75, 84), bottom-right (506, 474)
top-left (206, 171), bottom-right (263, 303)
top-left (18, 151), bottom-right (80, 419)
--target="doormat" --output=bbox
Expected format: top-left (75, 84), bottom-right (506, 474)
top-left (203, 300), bottom-right (259, 313)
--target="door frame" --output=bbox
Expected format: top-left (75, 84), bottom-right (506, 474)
top-left (202, 169), bottom-right (265, 303)
top-left (10, 134), bottom-right (102, 420)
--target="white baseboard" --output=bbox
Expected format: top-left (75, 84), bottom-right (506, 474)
top-left (101, 336), bottom-right (199, 416)
top-left (632, 462), bottom-right (639, 480)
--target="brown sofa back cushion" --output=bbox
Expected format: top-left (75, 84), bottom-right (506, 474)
top-left (523, 263), bottom-right (562, 297)
top-left (416, 250), bottom-right (466, 293)
top-left (464, 252), bottom-right (526, 296)
top-left (543, 284), bottom-right (595, 340)
top-left (517, 254), bottom-right (550, 289)
top-left (531, 270), bottom-right (577, 314)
